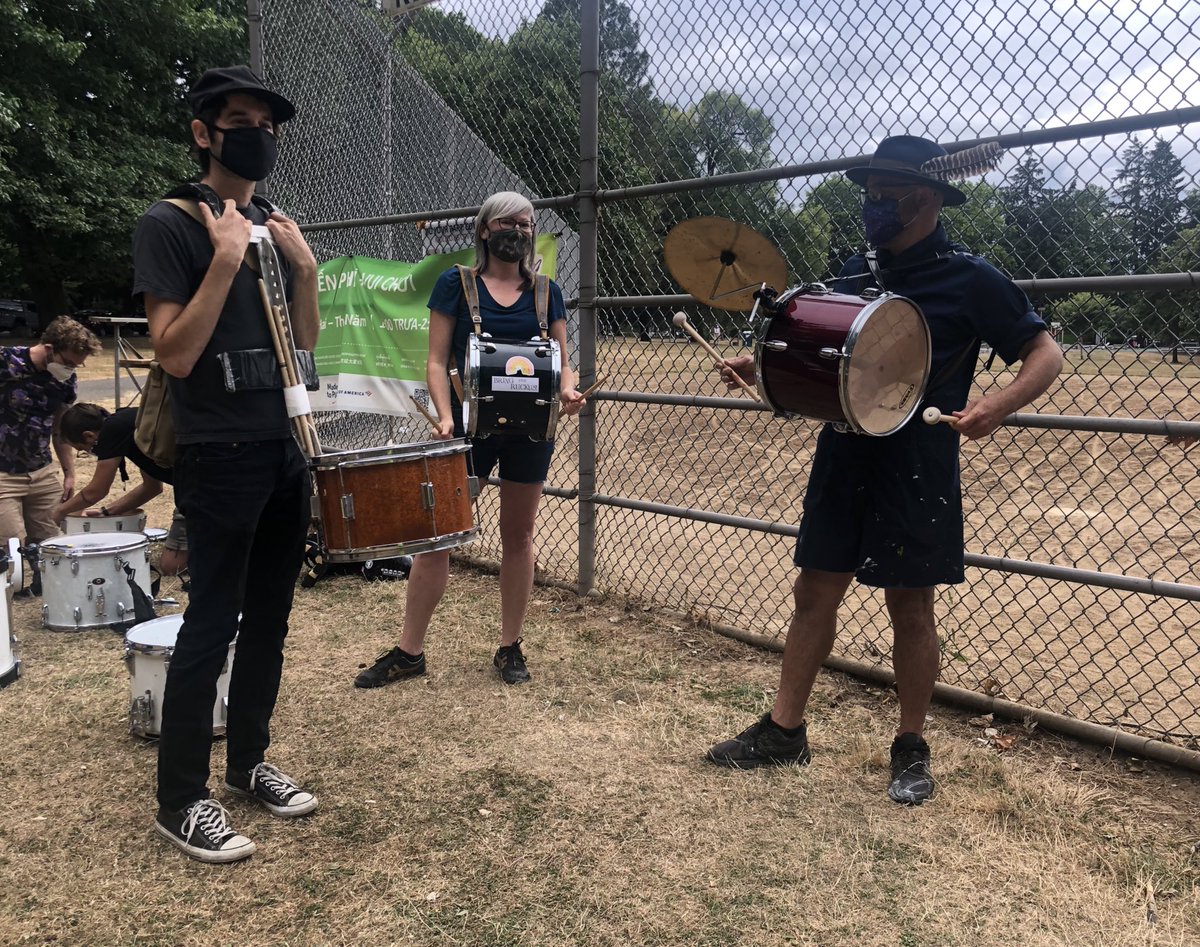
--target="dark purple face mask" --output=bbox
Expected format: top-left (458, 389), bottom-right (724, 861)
top-left (861, 195), bottom-right (908, 248)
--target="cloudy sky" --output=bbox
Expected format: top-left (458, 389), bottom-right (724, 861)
top-left (430, 0), bottom-right (1200, 194)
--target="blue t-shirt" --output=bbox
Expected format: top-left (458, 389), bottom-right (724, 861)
top-left (427, 267), bottom-right (567, 377)
top-left (833, 223), bottom-right (1047, 412)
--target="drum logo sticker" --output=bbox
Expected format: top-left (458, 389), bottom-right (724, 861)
top-left (505, 356), bottom-right (536, 376)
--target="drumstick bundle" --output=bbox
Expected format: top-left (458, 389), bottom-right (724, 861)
top-left (258, 278), bottom-right (319, 457)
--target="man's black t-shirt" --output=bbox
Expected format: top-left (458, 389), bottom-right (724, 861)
top-left (94, 407), bottom-right (174, 484)
top-left (131, 200), bottom-right (295, 444)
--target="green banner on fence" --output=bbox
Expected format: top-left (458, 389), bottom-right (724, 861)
top-left (311, 235), bottom-right (558, 415)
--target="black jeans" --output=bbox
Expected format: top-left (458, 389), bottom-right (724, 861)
top-left (157, 437), bottom-right (310, 811)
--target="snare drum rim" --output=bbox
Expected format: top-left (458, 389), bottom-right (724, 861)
top-left (321, 525), bottom-right (480, 563)
top-left (310, 439), bottom-right (472, 471)
top-left (39, 533), bottom-right (151, 558)
top-left (838, 293), bottom-right (931, 436)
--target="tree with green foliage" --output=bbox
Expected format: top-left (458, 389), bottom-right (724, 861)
top-left (0, 0), bottom-right (245, 325)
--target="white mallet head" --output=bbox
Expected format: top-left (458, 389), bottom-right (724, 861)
top-left (922, 406), bottom-right (942, 425)
top-left (671, 311), bottom-right (688, 329)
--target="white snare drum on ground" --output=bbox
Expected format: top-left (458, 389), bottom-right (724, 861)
top-left (144, 527), bottom-right (169, 544)
top-left (65, 509), bottom-right (147, 535)
top-left (1, 538), bottom-right (21, 688)
top-left (39, 532), bottom-right (152, 630)
top-left (124, 615), bottom-right (235, 738)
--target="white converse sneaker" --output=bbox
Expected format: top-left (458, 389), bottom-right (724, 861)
top-left (225, 762), bottom-right (319, 817)
top-left (155, 798), bottom-right (256, 863)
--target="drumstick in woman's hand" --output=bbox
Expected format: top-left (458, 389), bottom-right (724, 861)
top-left (559, 375), bottom-right (605, 418)
top-left (413, 398), bottom-right (440, 430)
top-left (672, 312), bottom-right (761, 402)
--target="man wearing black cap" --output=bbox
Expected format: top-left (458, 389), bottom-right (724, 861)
top-left (133, 65), bottom-right (320, 861)
top-left (707, 135), bottom-right (1062, 804)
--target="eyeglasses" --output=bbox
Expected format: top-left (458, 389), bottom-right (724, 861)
top-left (494, 217), bottom-right (535, 232)
top-left (859, 187), bottom-right (917, 205)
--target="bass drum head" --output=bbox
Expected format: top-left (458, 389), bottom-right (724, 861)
top-left (843, 296), bottom-right (931, 436)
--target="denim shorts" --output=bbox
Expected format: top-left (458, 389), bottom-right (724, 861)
top-left (794, 421), bottom-right (965, 588)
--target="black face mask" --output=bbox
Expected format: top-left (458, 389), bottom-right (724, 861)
top-left (208, 125), bottom-right (278, 182)
top-left (486, 228), bottom-right (531, 263)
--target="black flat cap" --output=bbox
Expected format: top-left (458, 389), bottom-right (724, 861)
top-left (188, 65), bottom-right (296, 124)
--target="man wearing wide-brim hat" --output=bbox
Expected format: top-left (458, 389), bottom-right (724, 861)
top-left (133, 64), bottom-right (320, 862)
top-left (708, 135), bottom-right (1064, 804)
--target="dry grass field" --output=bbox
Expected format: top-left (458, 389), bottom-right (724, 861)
top-left (1, 358), bottom-right (1199, 944)
top-left (4, 545), bottom-right (1200, 946)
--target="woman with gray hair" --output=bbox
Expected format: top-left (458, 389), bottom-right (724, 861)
top-left (356, 191), bottom-right (585, 688)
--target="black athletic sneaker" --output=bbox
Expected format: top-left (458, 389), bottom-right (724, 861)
top-left (887, 732), bottom-right (935, 805)
top-left (154, 798), bottom-right (256, 863)
top-left (354, 646), bottom-right (426, 688)
top-left (706, 713), bottom-right (813, 768)
top-left (225, 762), bottom-right (319, 817)
top-left (493, 639), bottom-right (531, 685)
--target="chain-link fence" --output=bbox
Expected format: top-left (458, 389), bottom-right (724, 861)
top-left (256, 0), bottom-right (1200, 764)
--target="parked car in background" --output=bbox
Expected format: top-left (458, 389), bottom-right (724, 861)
top-left (0, 299), bottom-right (36, 335)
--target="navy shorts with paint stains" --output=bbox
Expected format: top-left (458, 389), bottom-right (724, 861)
top-left (793, 420), bottom-right (965, 588)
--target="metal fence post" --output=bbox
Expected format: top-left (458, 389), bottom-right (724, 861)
top-left (576, 0), bottom-right (600, 596)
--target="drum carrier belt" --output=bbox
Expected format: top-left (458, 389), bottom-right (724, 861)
top-left (456, 264), bottom-right (551, 340)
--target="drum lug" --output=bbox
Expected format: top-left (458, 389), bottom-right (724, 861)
top-left (116, 601), bottom-right (127, 619)
top-left (340, 494), bottom-right (355, 520)
top-left (310, 495), bottom-right (323, 520)
top-left (95, 589), bottom-right (106, 618)
top-left (860, 287), bottom-right (881, 299)
top-left (467, 476), bottom-right (480, 499)
top-left (73, 606), bottom-right (82, 625)
top-left (534, 399), bottom-right (550, 406)
top-left (805, 281), bottom-right (831, 294)
top-left (41, 603), bottom-right (48, 624)
top-left (130, 691), bottom-right (154, 736)
top-left (819, 347), bottom-right (845, 360)
top-left (420, 482), bottom-right (436, 511)
top-left (221, 695), bottom-right (229, 724)
top-left (122, 645), bottom-right (134, 666)
top-left (70, 559), bottom-right (79, 576)
top-left (763, 340), bottom-right (789, 352)
top-left (479, 395), bottom-right (495, 403)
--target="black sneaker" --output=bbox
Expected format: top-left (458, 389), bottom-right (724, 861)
top-left (706, 713), bottom-right (813, 768)
top-left (225, 762), bottom-right (319, 817)
top-left (493, 639), bottom-right (530, 685)
top-left (354, 646), bottom-right (426, 688)
top-left (888, 732), bottom-right (935, 805)
top-left (154, 798), bottom-right (256, 863)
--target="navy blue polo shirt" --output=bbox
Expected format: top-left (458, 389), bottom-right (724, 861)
top-left (833, 223), bottom-right (1047, 412)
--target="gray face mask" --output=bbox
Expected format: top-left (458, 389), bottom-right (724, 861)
top-left (46, 358), bottom-right (75, 382)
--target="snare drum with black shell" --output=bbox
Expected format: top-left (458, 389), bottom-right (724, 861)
top-left (465, 336), bottom-right (561, 440)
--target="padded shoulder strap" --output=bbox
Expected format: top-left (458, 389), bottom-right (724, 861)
top-left (158, 197), bottom-right (260, 275)
top-left (533, 274), bottom-right (550, 340)
top-left (456, 264), bottom-right (482, 337)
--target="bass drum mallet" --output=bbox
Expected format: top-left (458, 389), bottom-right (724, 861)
top-left (671, 312), bottom-right (761, 403)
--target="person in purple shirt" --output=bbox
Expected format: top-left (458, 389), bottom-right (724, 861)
top-left (0, 315), bottom-right (101, 552)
